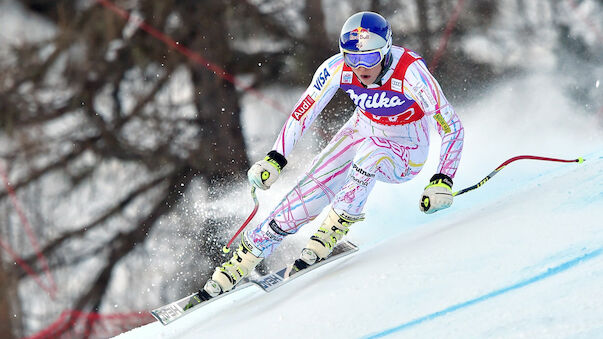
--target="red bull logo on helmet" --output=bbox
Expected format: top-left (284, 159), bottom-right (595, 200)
top-left (349, 26), bottom-right (370, 49)
top-left (349, 26), bottom-right (369, 40)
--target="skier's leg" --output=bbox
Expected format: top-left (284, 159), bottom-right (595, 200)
top-left (245, 124), bottom-right (366, 257)
top-left (204, 239), bottom-right (263, 296)
top-left (206, 124), bottom-right (365, 295)
top-left (332, 136), bottom-right (428, 214)
top-left (297, 136), bottom-right (428, 267)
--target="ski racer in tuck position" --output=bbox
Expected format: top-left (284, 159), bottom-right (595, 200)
top-left (202, 11), bottom-right (465, 297)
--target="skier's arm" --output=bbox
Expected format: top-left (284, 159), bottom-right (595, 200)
top-left (272, 54), bottom-right (344, 158)
top-left (247, 55), bottom-right (343, 190)
top-left (405, 60), bottom-right (464, 179)
top-left (405, 60), bottom-right (464, 214)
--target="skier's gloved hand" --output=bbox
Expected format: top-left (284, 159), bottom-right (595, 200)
top-left (420, 173), bottom-right (453, 214)
top-left (248, 151), bottom-right (287, 190)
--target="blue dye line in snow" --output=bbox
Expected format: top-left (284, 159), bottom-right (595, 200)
top-left (363, 247), bottom-right (603, 339)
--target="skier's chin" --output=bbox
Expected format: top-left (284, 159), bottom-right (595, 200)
top-left (359, 74), bottom-right (377, 86)
top-left (352, 66), bottom-right (381, 86)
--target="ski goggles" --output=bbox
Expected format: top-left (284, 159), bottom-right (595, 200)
top-left (343, 50), bottom-right (384, 69)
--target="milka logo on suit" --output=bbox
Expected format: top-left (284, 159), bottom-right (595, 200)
top-left (345, 89), bottom-right (406, 110)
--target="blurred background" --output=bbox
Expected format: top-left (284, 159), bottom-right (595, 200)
top-left (0, 0), bottom-right (601, 337)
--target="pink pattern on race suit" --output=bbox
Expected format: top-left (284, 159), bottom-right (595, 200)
top-left (342, 188), bottom-right (357, 203)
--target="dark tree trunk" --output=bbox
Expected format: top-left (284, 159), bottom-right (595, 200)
top-left (304, 0), bottom-right (333, 70)
top-left (416, 0), bottom-right (432, 61)
top-left (0, 261), bottom-right (20, 339)
top-left (181, 2), bottom-right (249, 182)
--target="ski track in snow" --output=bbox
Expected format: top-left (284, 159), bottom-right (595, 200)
top-left (365, 247), bottom-right (603, 338)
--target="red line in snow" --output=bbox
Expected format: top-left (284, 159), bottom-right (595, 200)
top-left (25, 309), bottom-right (154, 339)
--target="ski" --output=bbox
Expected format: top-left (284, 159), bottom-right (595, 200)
top-left (150, 240), bottom-right (358, 325)
top-left (251, 240), bottom-right (358, 292)
top-left (150, 280), bottom-right (252, 325)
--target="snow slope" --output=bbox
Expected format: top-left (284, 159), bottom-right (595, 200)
top-left (115, 151), bottom-right (602, 339)
top-left (115, 70), bottom-right (603, 338)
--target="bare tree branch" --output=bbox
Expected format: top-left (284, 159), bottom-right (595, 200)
top-left (72, 166), bottom-right (197, 312)
top-left (16, 172), bottom-right (172, 279)
top-left (0, 136), bottom-right (100, 200)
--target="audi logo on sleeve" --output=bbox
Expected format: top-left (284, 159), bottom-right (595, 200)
top-left (291, 94), bottom-right (315, 121)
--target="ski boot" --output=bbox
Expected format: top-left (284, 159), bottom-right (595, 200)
top-left (290, 208), bottom-right (364, 273)
top-left (202, 238), bottom-right (263, 298)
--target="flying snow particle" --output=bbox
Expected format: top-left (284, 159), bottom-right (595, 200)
top-left (596, 80), bottom-right (600, 88)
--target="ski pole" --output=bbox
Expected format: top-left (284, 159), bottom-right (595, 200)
top-left (453, 155), bottom-right (585, 197)
top-left (222, 186), bottom-right (259, 253)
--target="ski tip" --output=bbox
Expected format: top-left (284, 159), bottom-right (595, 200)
top-left (150, 310), bottom-right (170, 326)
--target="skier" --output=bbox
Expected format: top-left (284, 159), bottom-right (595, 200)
top-left (202, 11), bottom-right (464, 297)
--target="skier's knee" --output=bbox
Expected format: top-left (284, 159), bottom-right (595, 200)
top-left (351, 163), bottom-right (376, 179)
